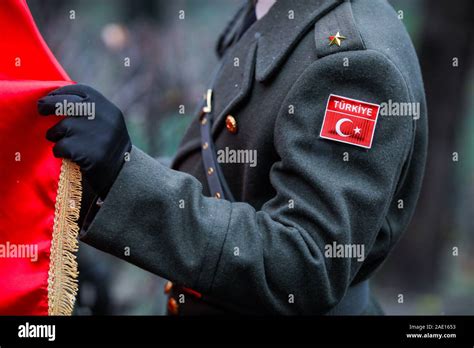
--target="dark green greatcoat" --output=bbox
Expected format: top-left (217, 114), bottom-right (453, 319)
top-left (81, 0), bottom-right (428, 315)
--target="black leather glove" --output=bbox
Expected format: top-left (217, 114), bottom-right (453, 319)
top-left (38, 84), bottom-right (132, 197)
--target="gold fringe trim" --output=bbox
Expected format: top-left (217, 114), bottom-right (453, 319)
top-left (48, 159), bottom-right (82, 315)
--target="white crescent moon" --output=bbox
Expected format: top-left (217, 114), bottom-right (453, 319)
top-left (335, 118), bottom-right (353, 137)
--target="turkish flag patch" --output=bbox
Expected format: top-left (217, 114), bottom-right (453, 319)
top-left (319, 94), bottom-right (380, 149)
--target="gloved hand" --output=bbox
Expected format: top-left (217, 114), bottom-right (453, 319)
top-left (38, 84), bottom-right (132, 197)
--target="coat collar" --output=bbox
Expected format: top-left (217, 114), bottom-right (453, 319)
top-left (210, 0), bottom-right (342, 129)
top-left (253, 0), bottom-right (342, 82)
top-left (172, 0), bottom-right (343, 166)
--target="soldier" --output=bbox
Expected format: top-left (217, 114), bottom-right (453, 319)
top-left (37, 0), bottom-right (427, 315)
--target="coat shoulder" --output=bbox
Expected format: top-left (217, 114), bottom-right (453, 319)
top-left (313, 0), bottom-right (424, 101)
top-left (314, 0), bottom-right (366, 59)
top-left (314, 0), bottom-right (416, 63)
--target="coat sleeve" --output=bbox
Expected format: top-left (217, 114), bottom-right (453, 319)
top-left (81, 49), bottom-right (414, 314)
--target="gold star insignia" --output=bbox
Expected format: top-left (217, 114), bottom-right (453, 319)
top-left (328, 32), bottom-right (346, 47)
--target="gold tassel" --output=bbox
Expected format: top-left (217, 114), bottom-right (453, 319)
top-left (48, 159), bottom-right (82, 316)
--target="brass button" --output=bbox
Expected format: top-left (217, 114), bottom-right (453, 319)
top-left (207, 167), bottom-right (214, 176)
top-left (164, 281), bottom-right (173, 294)
top-left (168, 297), bottom-right (179, 315)
top-left (201, 117), bottom-right (207, 125)
top-left (215, 192), bottom-right (221, 199)
top-left (225, 115), bottom-right (237, 134)
top-left (202, 142), bottom-right (209, 150)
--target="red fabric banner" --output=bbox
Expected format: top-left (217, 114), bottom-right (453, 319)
top-left (0, 0), bottom-right (80, 315)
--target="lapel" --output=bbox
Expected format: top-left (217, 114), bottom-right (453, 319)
top-left (211, 39), bottom-right (258, 135)
top-left (211, 0), bottom-right (341, 133)
top-left (172, 0), bottom-right (342, 166)
top-left (172, 26), bottom-right (258, 166)
top-left (254, 0), bottom-right (342, 82)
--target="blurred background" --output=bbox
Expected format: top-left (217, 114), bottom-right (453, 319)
top-left (27, 0), bottom-right (473, 315)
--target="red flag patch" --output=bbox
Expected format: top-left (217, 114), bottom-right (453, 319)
top-left (319, 94), bottom-right (380, 149)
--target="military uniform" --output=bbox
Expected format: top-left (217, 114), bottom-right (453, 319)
top-left (81, 0), bottom-right (427, 315)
